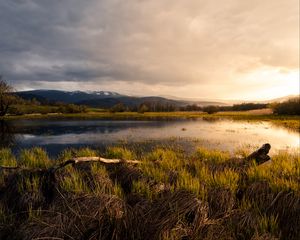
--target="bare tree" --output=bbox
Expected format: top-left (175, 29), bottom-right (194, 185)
top-left (0, 75), bottom-right (14, 116)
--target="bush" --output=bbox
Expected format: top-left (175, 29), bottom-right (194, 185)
top-left (109, 103), bottom-right (126, 113)
top-left (203, 105), bottom-right (219, 114)
top-left (231, 103), bottom-right (267, 111)
top-left (138, 104), bottom-right (149, 113)
top-left (272, 98), bottom-right (300, 115)
top-left (58, 104), bottom-right (87, 114)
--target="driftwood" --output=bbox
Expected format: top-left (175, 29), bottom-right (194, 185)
top-left (246, 143), bottom-right (271, 165)
top-left (50, 157), bottom-right (141, 172)
top-left (0, 156), bottom-right (141, 172)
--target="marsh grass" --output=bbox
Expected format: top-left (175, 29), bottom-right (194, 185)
top-left (0, 148), bottom-right (17, 167)
top-left (0, 149), bottom-right (17, 187)
top-left (0, 146), bottom-right (299, 239)
top-left (207, 169), bottom-right (240, 193)
top-left (106, 146), bottom-right (136, 159)
top-left (19, 147), bottom-right (51, 168)
top-left (257, 214), bottom-right (279, 236)
top-left (74, 147), bottom-right (98, 157)
top-left (195, 147), bottom-right (230, 164)
top-left (132, 179), bottom-right (155, 200)
top-left (60, 169), bottom-right (89, 193)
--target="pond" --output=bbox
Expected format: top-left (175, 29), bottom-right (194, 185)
top-left (1, 119), bottom-right (299, 157)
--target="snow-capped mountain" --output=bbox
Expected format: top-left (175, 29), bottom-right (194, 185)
top-left (16, 90), bottom-right (123, 104)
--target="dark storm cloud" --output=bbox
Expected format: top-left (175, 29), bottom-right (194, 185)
top-left (0, 0), bottom-right (91, 81)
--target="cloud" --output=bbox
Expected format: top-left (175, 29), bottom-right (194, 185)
top-left (0, 0), bottom-right (298, 99)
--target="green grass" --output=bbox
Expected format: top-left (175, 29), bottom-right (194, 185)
top-left (207, 169), bottom-right (240, 192)
top-left (257, 214), bottom-right (279, 236)
top-left (247, 150), bottom-right (300, 192)
top-left (0, 148), bottom-right (17, 167)
top-left (195, 147), bottom-right (230, 164)
top-left (19, 147), bottom-right (51, 168)
top-left (61, 168), bottom-right (90, 193)
top-left (106, 146), bottom-right (136, 159)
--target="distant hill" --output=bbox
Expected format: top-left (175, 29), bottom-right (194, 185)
top-left (16, 90), bottom-right (122, 104)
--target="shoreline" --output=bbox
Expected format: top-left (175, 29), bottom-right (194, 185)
top-left (1, 111), bottom-right (299, 131)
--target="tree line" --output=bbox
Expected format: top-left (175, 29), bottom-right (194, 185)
top-left (109, 102), bottom-right (269, 114)
top-left (0, 76), bottom-right (87, 115)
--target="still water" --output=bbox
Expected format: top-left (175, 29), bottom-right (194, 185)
top-left (1, 119), bottom-right (299, 156)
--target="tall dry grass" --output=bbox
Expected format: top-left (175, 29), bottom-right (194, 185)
top-left (0, 146), bottom-right (298, 239)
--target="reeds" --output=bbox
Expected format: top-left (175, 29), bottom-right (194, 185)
top-left (19, 147), bottom-right (51, 168)
top-left (0, 148), bottom-right (17, 167)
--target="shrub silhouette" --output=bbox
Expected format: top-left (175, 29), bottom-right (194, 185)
top-left (272, 98), bottom-right (300, 115)
top-left (203, 105), bottom-right (219, 114)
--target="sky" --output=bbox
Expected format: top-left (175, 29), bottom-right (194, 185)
top-left (0, 0), bottom-right (299, 101)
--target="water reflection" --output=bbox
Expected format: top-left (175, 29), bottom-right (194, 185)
top-left (10, 120), bottom-right (173, 135)
top-left (3, 119), bottom-right (300, 156)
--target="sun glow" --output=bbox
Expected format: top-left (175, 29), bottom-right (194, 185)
top-left (237, 68), bottom-right (299, 101)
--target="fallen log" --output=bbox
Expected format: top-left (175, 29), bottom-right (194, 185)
top-left (0, 156), bottom-right (141, 172)
top-left (246, 143), bottom-right (271, 165)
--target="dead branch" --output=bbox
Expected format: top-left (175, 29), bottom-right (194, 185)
top-left (51, 157), bottom-right (141, 172)
top-left (0, 156), bottom-right (141, 172)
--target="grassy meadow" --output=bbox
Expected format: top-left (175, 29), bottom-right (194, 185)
top-left (0, 146), bottom-right (299, 239)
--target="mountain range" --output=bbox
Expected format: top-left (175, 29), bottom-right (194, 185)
top-left (15, 90), bottom-right (296, 109)
top-left (16, 90), bottom-right (189, 108)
